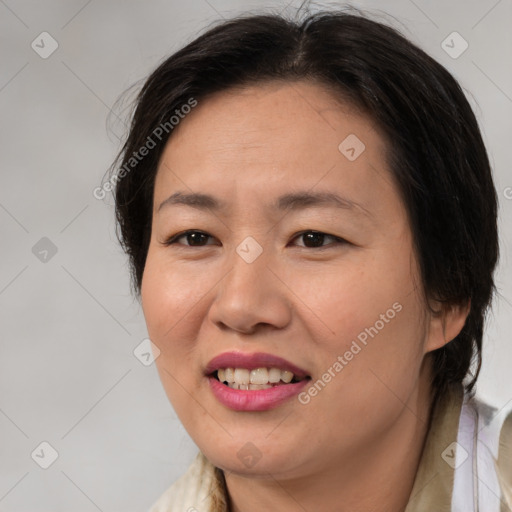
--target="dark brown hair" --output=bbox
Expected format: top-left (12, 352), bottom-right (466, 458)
top-left (108, 7), bottom-right (499, 399)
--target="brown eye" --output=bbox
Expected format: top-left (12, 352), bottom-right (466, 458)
top-left (164, 230), bottom-right (217, 247)
top-left (292, 231), bottom-right (345, 249)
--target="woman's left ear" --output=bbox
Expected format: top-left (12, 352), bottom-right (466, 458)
top-left (424, 298), bottom-right (471, 354)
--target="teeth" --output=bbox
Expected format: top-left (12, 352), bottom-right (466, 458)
top-left (216, 367), bottom-right (302, 386)
top-left (250, 368), bottom-right (268, 384)
top-left (281, 370), bottom-right (293, 383)
top-left (249, 383), bottom-right (271, 390)
top-left (228, 382), bottom-right (273, 390)
top-left (234, 368), bottom-right (250, 385)
top-left (268, 368), bottom-right (281, 383)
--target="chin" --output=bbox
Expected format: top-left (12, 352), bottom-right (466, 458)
top-left (200, 438), bottom-right (301, 476)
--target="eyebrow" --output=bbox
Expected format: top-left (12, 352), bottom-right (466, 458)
top-left (157, 190), bottom-right (373, 218)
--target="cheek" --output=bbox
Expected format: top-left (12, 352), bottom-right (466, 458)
top-left (327, 293), bottom-right (426, 412)
top-left (288, 255), bottom-right (414, 343)
top-left (141, 256), bottom-right (208, 411)
top-left (304, 295), bottom-right (427, 443)
top-left (141, 252), bottom-right (210, 339)
top-left (298, 250), bottom-right (426, 383)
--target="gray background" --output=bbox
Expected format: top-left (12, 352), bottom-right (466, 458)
top-left (1, 0), bottom-right (511, 510)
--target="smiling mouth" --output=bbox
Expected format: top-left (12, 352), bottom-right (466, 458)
top-left (211, 367), bottom-right (311, 390)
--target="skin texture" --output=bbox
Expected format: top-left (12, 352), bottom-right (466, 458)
top-left (141, 80), bottom-right (470, 512)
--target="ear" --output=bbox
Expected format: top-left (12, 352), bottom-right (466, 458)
top-left (424, 298), bottom-right (471, 354)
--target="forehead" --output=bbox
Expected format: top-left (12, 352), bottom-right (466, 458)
top-left (154, 80), bottom-right (396, 218)
top-left (163, 80), bottom-right (384, 157)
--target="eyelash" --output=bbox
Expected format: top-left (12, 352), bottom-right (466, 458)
top-left (163, 230), bottom-right (347, 250)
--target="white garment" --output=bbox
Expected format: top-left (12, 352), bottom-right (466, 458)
top-left (452, 393), bottom-right (512, 511)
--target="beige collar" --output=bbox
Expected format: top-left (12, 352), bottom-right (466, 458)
top-left (404, 383), bottom-right (464, 512)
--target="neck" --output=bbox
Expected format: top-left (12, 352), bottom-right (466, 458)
top-left (224, 366), bottom-right (436, 512)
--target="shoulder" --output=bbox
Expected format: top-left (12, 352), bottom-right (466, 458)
top-left (148, 452), bottom-right (219, 512)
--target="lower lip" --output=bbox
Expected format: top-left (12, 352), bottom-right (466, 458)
top-left (207, 376), bottom-right (310, 411)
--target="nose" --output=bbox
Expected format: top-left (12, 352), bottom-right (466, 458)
top-left (208, 244), bottom-right (292, 335)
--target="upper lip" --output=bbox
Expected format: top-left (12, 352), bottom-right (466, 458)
top-left (205, 351), bottom-right (310, 379)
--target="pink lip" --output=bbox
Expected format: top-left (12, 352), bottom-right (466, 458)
top-left (204, 351), bottom-right (311, 411)
top-left (204, 351), bottom-right (309, 379)
top-left (207, 376), bottom-right (310, 411)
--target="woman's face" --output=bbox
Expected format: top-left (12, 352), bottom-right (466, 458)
top-left (141, 81), bottom-right (454, 478)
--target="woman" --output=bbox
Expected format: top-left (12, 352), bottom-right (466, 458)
top-left (108, 7), bottom-right (512, 512)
